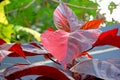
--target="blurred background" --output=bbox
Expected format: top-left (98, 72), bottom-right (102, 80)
top-left (1, 0), bottom-right (120, 43)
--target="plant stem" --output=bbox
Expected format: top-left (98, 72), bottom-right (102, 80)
top-left (46, 54), bottom-right (61, 65)
top-left (51, 0), bottom-right (97, 10)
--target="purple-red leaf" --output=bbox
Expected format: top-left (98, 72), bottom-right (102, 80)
top-left (41, 29), bottom-right (101, 67)
top-left (3, 64), bottom-right (69, 80)
top-left (70, 59), bottom-right (120, 80)
top-left (93, 28), bottom-right (120, 48)
top-left (21, 43), bottom-right (48, 56)
top-left (53, 3), bottom-right (82, 32)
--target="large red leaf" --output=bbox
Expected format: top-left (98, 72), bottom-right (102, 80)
top-left (3, 64), bottom-right (69, 80)
top-left (53, 3), bottom-right (82, 32)
top-left (93, 28), bottom-right (120, 48)
top-left (41, 29), bottom-right (101, 67)
top-left (81, 19), bottom-right (104, 30)
top-left (70, 59), bottom-right (120, 80)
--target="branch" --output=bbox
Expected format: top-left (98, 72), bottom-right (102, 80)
top-left (51, 0), bottom-right (97, 10)
top-left (5, 0), bottom-right (36, 14)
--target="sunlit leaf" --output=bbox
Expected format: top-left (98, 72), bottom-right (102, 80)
top-left (0, 24), bottom-right (13, 42)
top-left (0, 0), bottom-right (10, 24)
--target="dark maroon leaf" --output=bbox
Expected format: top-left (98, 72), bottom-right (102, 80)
top-left (4, 64), bottom-right (70, 80)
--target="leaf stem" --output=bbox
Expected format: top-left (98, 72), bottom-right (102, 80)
top-left (46, 54), bottom-right (61, 65)
top-left (86, 46), bottom-right (94, 52)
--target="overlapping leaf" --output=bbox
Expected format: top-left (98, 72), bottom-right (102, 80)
top-left (2, 64), bottom-right (70, 80)
top-left (70, 59), bottom-right (120, 80)
top-left (0, 38), bottom-right (50, 62)
top-left (41, 29), bottom-right (101, 67)
top-left (0, 39), bottom-right (26, 62)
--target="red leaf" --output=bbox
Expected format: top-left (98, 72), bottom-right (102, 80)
top-left (0, 39), bottom-right (6, 45)
top-left (8, 43), bottom-right (26, 58)
top-left (47, 27), bottom-right (54, 31)
top-left (4, 65), bottom-right (69, 80)
top-left (93, 28), bottom-right (120, 48)
top-left (41, 29), bottom-right (100, 67)
top-left (53, 3), bottom-right (82, 32)
top-left (81, 19), bottom-right (104, 30)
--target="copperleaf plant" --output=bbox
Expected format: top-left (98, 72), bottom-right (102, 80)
top-left (0, 2), bottom-right (120, 80)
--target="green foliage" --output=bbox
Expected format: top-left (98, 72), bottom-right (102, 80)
top-left (1, 0), bottom-right (118, 43)
top-left (69, 0), bottom-right (98, 21)
top-left (5, 0), bottom-right (57, 32)
top-left (108, 1), bottom-right (117, 14)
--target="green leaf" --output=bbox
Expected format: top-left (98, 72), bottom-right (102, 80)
top-left (15, 26), bottom-right (41, 41)
top-left (0, 23), bottom-right (13, 42)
